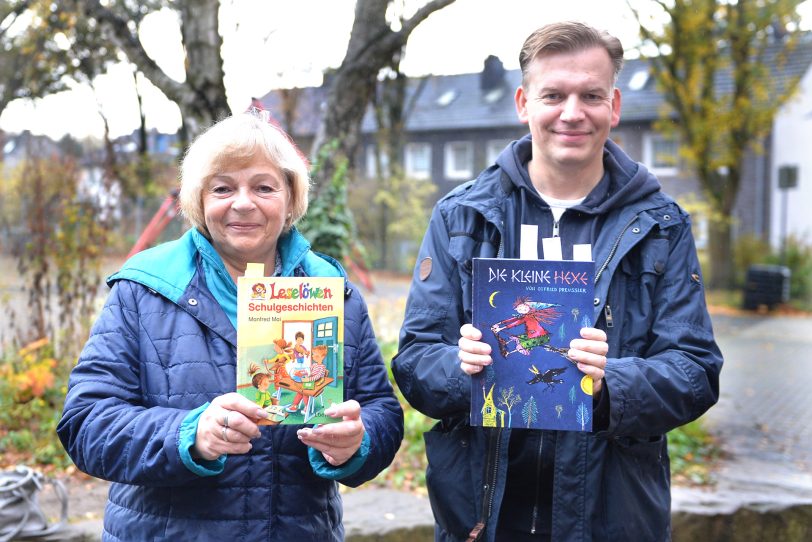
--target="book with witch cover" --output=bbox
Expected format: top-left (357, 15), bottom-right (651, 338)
top-left (236, 265), bottom-right (344, 425)
top-left (470, 257), bottom-right (595, 431)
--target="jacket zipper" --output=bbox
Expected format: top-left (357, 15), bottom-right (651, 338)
top-left (604, 304), bottom-right (614, 328)
top-left (468, 427), bottom-right (503, 542)
top-left (594, 214), bottom-right (639, 285)
top-left (530, 432), bottom-right (544, 534)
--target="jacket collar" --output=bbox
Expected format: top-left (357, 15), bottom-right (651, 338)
top-left (108, 227), bottom-right (345, 304)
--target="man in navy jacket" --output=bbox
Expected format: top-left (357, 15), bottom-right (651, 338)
top-left (393, 21), bottom-right (722, 542)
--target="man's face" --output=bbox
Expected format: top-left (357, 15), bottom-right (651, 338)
top-left (515, 46), bottom-right (621, 177)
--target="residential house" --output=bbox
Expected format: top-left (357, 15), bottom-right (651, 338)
top-left (260, 38), bottom-right (812, 252)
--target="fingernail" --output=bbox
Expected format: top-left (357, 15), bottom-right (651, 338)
top-left (325, 408), bottom-right (337, 417)
top-left (256, 409), bottom-right (269, 418)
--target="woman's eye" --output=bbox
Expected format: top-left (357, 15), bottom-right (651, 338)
top-left (256, 184), bottom-right (275, 194)
top-left (210, 185), bottom-right (232, 195)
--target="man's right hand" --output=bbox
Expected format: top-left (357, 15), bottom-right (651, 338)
top-left (458, 324), bottom-right (493, 375)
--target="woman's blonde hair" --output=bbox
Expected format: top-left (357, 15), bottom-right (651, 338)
top-left (179, 113), bottom-right (310, 235)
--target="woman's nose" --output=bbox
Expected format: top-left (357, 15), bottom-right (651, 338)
top-left (231, 187), bottom-right (256, 211)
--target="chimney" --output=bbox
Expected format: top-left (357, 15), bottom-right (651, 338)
top-left (481, 55), bottom-right (506, 92)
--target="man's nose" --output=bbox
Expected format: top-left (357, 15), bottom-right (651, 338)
top-left (560, 95), bottom-right (585, 122)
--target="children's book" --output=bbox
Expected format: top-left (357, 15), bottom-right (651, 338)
top-left (470, 258), bottom-right (595, 431)
top-left (236, 264), bottom-right (344, 425)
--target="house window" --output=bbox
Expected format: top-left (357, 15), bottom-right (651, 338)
top-left (444, 141), bottom-right (473, 180)
top-left (486, 139), bottom-right (510, 165)
top-left (365, 144), bottom-right (389, 178)
top-left (643, 132), bottom-right (679, 176)
top-left (404, 143), bottom-right (432, 180)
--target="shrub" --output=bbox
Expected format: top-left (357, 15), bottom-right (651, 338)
top-left (0, 339), bottom-right (72, 468)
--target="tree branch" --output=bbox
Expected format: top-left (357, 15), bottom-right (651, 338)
top-left (79, 0), bottom-right (189, 105)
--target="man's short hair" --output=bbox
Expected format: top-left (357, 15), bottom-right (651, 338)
top-left (179, 113), bottom-right (310, 236)
top-left (519, 21), bottom-right (624, 86)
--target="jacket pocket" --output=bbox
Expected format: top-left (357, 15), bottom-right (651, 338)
top-left (602, 435), bottom-right (670, 540)
top-left (424, 422), bottom-right (479, 539)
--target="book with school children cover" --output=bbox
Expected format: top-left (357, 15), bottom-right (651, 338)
top-left (236, 265), bottom-right (344, 425)
top-left (470, 258), bottom-right (595, 431)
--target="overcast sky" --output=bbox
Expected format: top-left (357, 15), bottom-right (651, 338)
top-left (1, 0), bottom-right (809, 140)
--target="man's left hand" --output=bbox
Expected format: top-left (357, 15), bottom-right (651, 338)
top-left (568, 327), bottom-right (609, 395)
top-left (297, 400), bottom-right (365, 466)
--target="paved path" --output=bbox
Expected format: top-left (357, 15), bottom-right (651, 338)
top-left (673, 313), bottom-right (812, 515)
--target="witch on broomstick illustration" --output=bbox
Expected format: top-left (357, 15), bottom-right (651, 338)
top-left (490, 296), bottom-right (572, 361)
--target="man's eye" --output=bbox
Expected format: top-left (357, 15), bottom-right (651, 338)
top-left (542, 93), bottom-right (561, 102)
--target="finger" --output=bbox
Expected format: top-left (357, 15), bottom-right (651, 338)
top-left (298, 431), bottom-right (359, 457)
top-left (575, 363), bottom-right (605, 388)
top-left (580, 327), bottom-right (607, 342)
top-left (460, 323), bottom-right (483, 341)
top-left (570, 339), bottom-right (609, 356)
top-left (567, 348), bottom-right (607, 369)
top-left (211, 392), bottom-right (269, 421)
top-left (460, 361), bottom-right (485, 375)
top-left (323, 400), bottom-right (361, 420)
top-left (458, 336), bottom-right (492, 357)
top-left (310, 420), bottom-right (364, 440)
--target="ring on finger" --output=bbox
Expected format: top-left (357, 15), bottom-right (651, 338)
top-left (223, 412), bottom-right (229, 429)
top-left (222, 426), bottom-right (229, 442)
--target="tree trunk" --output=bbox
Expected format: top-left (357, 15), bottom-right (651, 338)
top-left (82, 0), bottom-right (229, 138)
top-left (707, 218), bottom-right (734, 290)
top-left (311, 0), bottom-right (455, 196)
top-left (176, 0), bottom-right (229, 136)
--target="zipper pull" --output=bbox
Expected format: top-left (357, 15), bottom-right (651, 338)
top-left (552, 220), bottom-right (560, 238)
top-left (604, 304), bottom-right (614, 328)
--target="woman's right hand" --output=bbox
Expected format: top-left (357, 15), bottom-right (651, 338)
top-left (193, 393), bottom-right (269, 461)
top-left (458, 323), bottom-right (493, 375)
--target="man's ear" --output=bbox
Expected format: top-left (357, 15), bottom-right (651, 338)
top-left (515, 85), bottom-right (529, 125)
top-left (611, 87), bottom-right (622, 128)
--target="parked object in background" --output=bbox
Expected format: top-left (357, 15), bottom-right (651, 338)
top-left (0, 465), bottom-right (67, 542)
top-left (742, 264), bottom-right (791, 311)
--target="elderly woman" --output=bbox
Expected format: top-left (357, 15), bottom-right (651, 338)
top-left (57, 113), bottom-right (404, 541)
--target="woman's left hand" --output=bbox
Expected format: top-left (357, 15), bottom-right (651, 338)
top-left (297, 400), bottom-right (365, 466)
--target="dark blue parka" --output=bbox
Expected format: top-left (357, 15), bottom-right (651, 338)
top-left (57, 228), bottom-right (404, 541)
top-left (392, 137), bottom-right (722, 542)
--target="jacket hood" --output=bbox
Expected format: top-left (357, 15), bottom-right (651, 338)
top-left (495, 134), bottom-right (661, 215)
top-left (108, 227), bottom-right (344, 304)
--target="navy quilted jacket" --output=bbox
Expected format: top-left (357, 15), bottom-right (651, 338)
top-left (57, 228), bottom-right (403, 541)
top-left (393, 137), bottom-right (722, 541)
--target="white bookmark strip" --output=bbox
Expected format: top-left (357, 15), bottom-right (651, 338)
top-left (572, 244), bottom-right (593, 262)
top-left (520, 224), bottom-right (539, 260)
top-left (541, 237), bottom-right (563, 261)
top-left (245, 262), bottom-right (265, 277)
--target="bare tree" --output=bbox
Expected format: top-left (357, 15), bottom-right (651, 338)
top-left (311, 0), bottom-right (455, 194)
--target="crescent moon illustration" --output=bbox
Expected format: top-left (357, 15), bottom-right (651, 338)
top-left (489, 291), bottom-right (499, 308)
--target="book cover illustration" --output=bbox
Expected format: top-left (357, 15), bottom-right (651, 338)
top-left (236, 274), bottom-right (344, 425)
top-left (470, 258), bottom-right (595, 431)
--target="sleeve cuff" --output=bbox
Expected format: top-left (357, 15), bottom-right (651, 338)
top-left (178, 402), bottom-right (227, 477)
top-left (308, 431), bottom-right (371, 480)
top-left (592, 383), bottom-right (611, 432)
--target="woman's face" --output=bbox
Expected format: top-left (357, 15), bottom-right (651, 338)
top-left (203, 159), bottom-right (290, 269)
